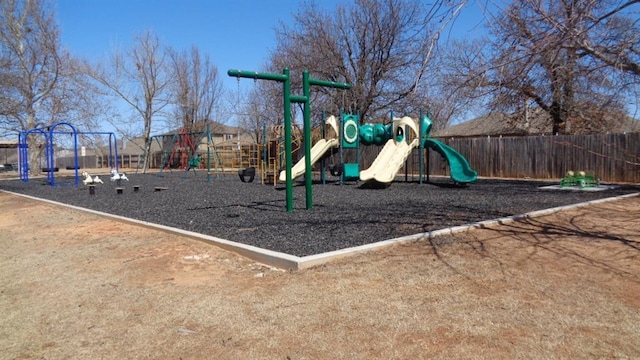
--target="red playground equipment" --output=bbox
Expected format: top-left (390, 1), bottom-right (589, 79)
top-left (162, 128), bottom-right (200, 171)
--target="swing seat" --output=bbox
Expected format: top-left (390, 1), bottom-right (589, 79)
top-left (188, 156), bottom-right (201, 168)
top-left (238, 167), bottom-right (256, 183)
top-left (329, 163), bottom-right (343, 177)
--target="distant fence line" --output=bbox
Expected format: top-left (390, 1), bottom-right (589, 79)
top-left (355, 132), bottom-right (640, 183)
top-left (55, 154), bottom-right (145, 170)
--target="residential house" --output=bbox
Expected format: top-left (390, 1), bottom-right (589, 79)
top-left (433, 108), bottom-right (640, 138)
top-left (120, 120), bottom-right (256, 170)
top-left (0, 139), bottom-right (18, 169)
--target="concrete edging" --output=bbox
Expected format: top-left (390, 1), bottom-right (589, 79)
top-left (2, 190), bottom-right (638, 270)
top-left (295, 192), bottom-right (640, 269)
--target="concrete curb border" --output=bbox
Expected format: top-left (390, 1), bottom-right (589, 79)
top-left (3, 190), bottom-right (638, 270)
top-left (296, 192), bottom-right (639, 269)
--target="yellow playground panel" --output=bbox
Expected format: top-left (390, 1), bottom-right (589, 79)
top-left (259, 124), bottom-right (303, 185)
top-left (209, 139), bottom-right (261, 171)
top-left (198, 124), bottom-right (303, 185)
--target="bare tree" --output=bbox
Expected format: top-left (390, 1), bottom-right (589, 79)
top-left (268, 0), bottom-right (467, 123)
top-left (0, 0), bottom-right (103, 170)
top-left (442, 0), bottom-right (639, 134)
top-left (89, 30), bottom-right (171, 171)
top-left (0, 0), bottom-right (60, 130)
top-left (167, 45), bottom-right (224, 133)
top-left (564, 0), bottom-right (640, 76)
top-left (237, 79), bottom-right (285, 143)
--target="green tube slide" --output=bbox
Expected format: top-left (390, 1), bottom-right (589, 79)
top-left (424, 138), bottom-right (478, 184)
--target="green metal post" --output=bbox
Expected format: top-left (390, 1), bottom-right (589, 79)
top-left (306, 76), bottom-right (350, 201)
top-left (321, 110), bottom-right (326, 185)
top-left (308, 78), bottom-right (351, 89)
top-left (227, 68), bottom-right (294, 212)
top-left (282, 69), bottom-right (293, 212)
top-left (227, 69), bottom-right (288, 82)
top-left (356, 112), bottom-right (360, 186)
top-left (419, 109), bottom-right (423, 184)
top-left (289, 90), bottom-right (309, 208)
top-left (339, 110), bottom-right (344, 186)
top-left (262, 121), bottom-right (267, 175)
top-left (302, 71), bottom-right (312, 209)
top-left (207, 123), bottom-right (211, 183)
top-left (295, 74), bottom-right (349, 210)
top-left (228, 68), bottom-right (350, 212)
top-left (405, 122), bottom-right (409, 182)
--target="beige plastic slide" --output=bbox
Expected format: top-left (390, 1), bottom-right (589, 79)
top-left (359, 116), bottom-right (419, 184)
top-left (279, 116), bottom-right (340, 182)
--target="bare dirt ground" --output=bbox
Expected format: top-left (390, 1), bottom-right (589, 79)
top-left (1, 190), bottom-right (639, 360)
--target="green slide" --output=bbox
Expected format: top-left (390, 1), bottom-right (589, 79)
top-left (424, 138), bottom-right (478, 184)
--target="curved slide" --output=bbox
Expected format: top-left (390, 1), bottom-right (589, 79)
top-left (278, 138), bottom-right (340, 182)
top-left (424, 138), bottom-right (477, 183)
top-left (359, 138), bottom-right (419, 184)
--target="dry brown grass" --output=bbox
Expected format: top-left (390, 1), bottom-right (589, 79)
top-left (1, 191), bottom-right (639, 359)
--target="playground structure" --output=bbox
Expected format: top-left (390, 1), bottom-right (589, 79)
top-left (18, 122), bottom-right (119, 186)
top-left (228, 67), bottom-right (478, 211)
top-left (139, 121), bottom-right (303, 184)
top-left (143, 124), bottom-right (222, 180)
top-left (228, 68), bottom-right (352, 212)
top-left (158, 127), bottom-right (202, 173)
top-left (110, 168), bottom-right (129, 182)
top-left (12, 68), bottom-right (476, 209)
top-left (263, 123), bottom-right (303, 185)
top-left (141, 123), bottom-right (249, 181)
top-left (81, 171), bottom-right (104, 185)
top-left (359, 116), bottom-right (421, 183)
top-left (279, 112), bottom-right (478, 186)
top-left (560, 170), bottom-right (600, 188)
top-left (278, 116), bottom-right (337, 182)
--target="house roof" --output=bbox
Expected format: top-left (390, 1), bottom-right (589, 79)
top-left (159, 120), bottom-right (244, 137)
top-left (432, 108), bottom-right (640, 138)
top-left (115, 120), bottom-right (255, 155)
top-left (0, 139), bottom-right (18, 148)
top-left (116, 137), bottom-right (162, 156)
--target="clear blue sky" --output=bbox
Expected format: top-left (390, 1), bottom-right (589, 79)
top-left (55, 0), bottom-right (350, 93)
top-left (54, 0), bottom-right (490, 132)
top-left (55, 0), bottom-right (489, 89)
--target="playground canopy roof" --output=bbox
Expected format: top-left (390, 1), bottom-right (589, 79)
top-left (433, 108), bottom-right (640, 138)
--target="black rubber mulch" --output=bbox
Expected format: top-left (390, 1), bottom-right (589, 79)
top-left (1, 172), bottom-right (638, 257)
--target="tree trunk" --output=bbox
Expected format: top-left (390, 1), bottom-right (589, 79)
top-left (550, 101), bottom-right (567, 135)
top-left (26, 109), bottom-right (43, 176)
top-left (27, 133), bottom-right (44, 176)
top-left (142, 136), bottom-right (151, 172)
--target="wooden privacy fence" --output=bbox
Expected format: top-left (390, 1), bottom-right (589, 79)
top-left (54, 132), bottom-right (639, 183)
top-left (354, 132), bottom-right (640, 183)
